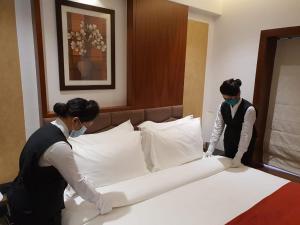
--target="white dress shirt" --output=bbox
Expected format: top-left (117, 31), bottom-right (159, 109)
top-left (38, 118), bottom-right (103, 210)
top-left (209, 98), bottom-right (256, 155)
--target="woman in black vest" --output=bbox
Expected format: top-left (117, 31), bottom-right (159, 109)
top-left (8, 98), bottom-right (112, 225)
top-left (205, 79), bottom-right (256, 167)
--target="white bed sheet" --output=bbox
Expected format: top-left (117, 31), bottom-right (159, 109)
top-left (62, 156), bottom-right (288, 225)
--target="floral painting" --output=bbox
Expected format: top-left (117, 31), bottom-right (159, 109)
top-left (56, 0), bottom-right (115, 90)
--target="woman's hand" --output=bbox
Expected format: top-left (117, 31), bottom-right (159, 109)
top-left (231, 151), bottom-right (244, 167)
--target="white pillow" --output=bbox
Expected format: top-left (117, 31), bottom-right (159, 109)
top-left (146, 117), bottom-right (203, 171)
top-left (139, 115), bottom-right (193, 170)
top-left (69, 131), bottom-right (149, 187)
top-left (138, 115), bottom-right (193, 130)
top-left (104, 119), bottom-right (134, 133)
top-left (69, 120), bottom-right (134, 145)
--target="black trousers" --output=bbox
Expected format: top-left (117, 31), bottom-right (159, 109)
top-left (9, 207), bottom-right (62, 225)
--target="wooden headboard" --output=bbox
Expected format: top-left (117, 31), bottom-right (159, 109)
top-left (43, 105), bottom-right (183, 133)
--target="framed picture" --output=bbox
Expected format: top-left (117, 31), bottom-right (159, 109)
top-left (55, 0), bottom-right (115, 90)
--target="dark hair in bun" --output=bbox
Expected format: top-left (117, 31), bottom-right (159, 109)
top-left (53, 103), bottom-right (68, 117)
top-left (220, 78), bottom-right (242, 96)
top-left (53, 98), bottom-right (100, 122)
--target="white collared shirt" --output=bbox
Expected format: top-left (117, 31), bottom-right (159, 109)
top-left (39, 118), bottom-right (101, 208)
top-left (209, 98), bottom-right (256, 154)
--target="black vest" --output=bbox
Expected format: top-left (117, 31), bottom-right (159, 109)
top-left (9, 123), bottom-right (71, 216)
top-left (221, 99), bottom-right (256, 165)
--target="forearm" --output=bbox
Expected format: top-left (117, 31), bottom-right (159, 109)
top-left (209, 109), bottom-right (225, 148)
top-left (237, 107), bottom-right (256, 154)
top-left (44, 143), bottom-right (101, 205)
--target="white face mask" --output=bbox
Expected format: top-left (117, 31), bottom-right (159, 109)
top-left (70, 125), bottom-right (87, 138)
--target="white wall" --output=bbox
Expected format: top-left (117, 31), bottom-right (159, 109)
top-left (170, 0), bottom-right (222, 15)
top-left (15, 0), bottom-right (127, 138)
top-left (15, 0), bottom-right (40, 139)
top-left (40, 0), bottom-right (127, 111)
top-left (201, 0), bottom-right (300, 149)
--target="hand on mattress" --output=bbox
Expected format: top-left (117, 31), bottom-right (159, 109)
top-left (97, 193), bottom-right (112, 215)
top-left (203, 145), bottom-right (214, 158)
top-left (64, 184), bottom-right (77, 200)
top-left (231, 151), bottom-right (243, 168)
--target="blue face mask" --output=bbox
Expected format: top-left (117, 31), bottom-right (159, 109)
top-left (70, 125), bottom-right (87, 138)
top-left (225, 98), bottom-right (239, 107)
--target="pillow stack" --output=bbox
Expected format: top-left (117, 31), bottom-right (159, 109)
top-left (68, 116), bottom-right (204, 189)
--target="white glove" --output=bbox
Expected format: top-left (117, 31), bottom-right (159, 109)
top-left (231, 151), bottom-right (244, 168)
top-left (204, 144), bottom-right (215, 158)
top-left (97, 193), bottom-right (112, 215)
top-left (64, 185), bottom-right (77, 201)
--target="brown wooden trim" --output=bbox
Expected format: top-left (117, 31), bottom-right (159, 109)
top-left (259, 165), bottom-right (300, 183)
top-left (261, 26), bottom-right (300, 38)
top-left (127, 0), bottom-right (134, 107)
top-left (252, 35), bottom-right (277, 164)
top-left (99, 106), bottom-right (132, 113)
top-left (252, 26), bottom-right (300, 165)
top-left (31, 0), bottom-right (48, 116)
top-left (46, 106), bottom-right (132, 118)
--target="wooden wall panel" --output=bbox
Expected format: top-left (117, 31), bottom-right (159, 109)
top-left (0, 0), bottom-right (26, 183)
top-left (183, 20), bottom-right (208, 117)
top-left (127, 0), bottom-right (188, 108)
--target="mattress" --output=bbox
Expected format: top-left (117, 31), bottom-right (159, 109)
top-left (62, 156), bottom-right (288, 225)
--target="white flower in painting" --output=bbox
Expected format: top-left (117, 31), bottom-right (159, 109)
top-left (80, 21), bottom-right (84, 28)
top-left (68, 20), bottom-right (107, 56)
top-left (70, 41), bottom-right (76, 49)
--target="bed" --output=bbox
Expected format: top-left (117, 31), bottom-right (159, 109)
top-left (44, 106), bottom-right (299, 225)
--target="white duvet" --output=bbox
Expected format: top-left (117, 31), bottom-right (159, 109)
top-left (62, 156), bottom-right (288, 225)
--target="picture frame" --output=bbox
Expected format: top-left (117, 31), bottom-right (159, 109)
top-left (55, 0), bottom-right (115, 90)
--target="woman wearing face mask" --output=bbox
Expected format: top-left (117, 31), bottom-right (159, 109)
top-left (204, 79), bottom-right (257, 167)
top-left (8, 98), bottom-right (112, 225)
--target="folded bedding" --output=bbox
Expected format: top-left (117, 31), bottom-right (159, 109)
top-left (63, 156), bottom-right (232, 225)
top-left (63, 161), bottom-right (288, 225)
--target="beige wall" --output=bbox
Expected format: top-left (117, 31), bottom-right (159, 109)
top-left (183, 20), bottom-right (208, 118)
top-left (0, 0), bottom-right (26, 183)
